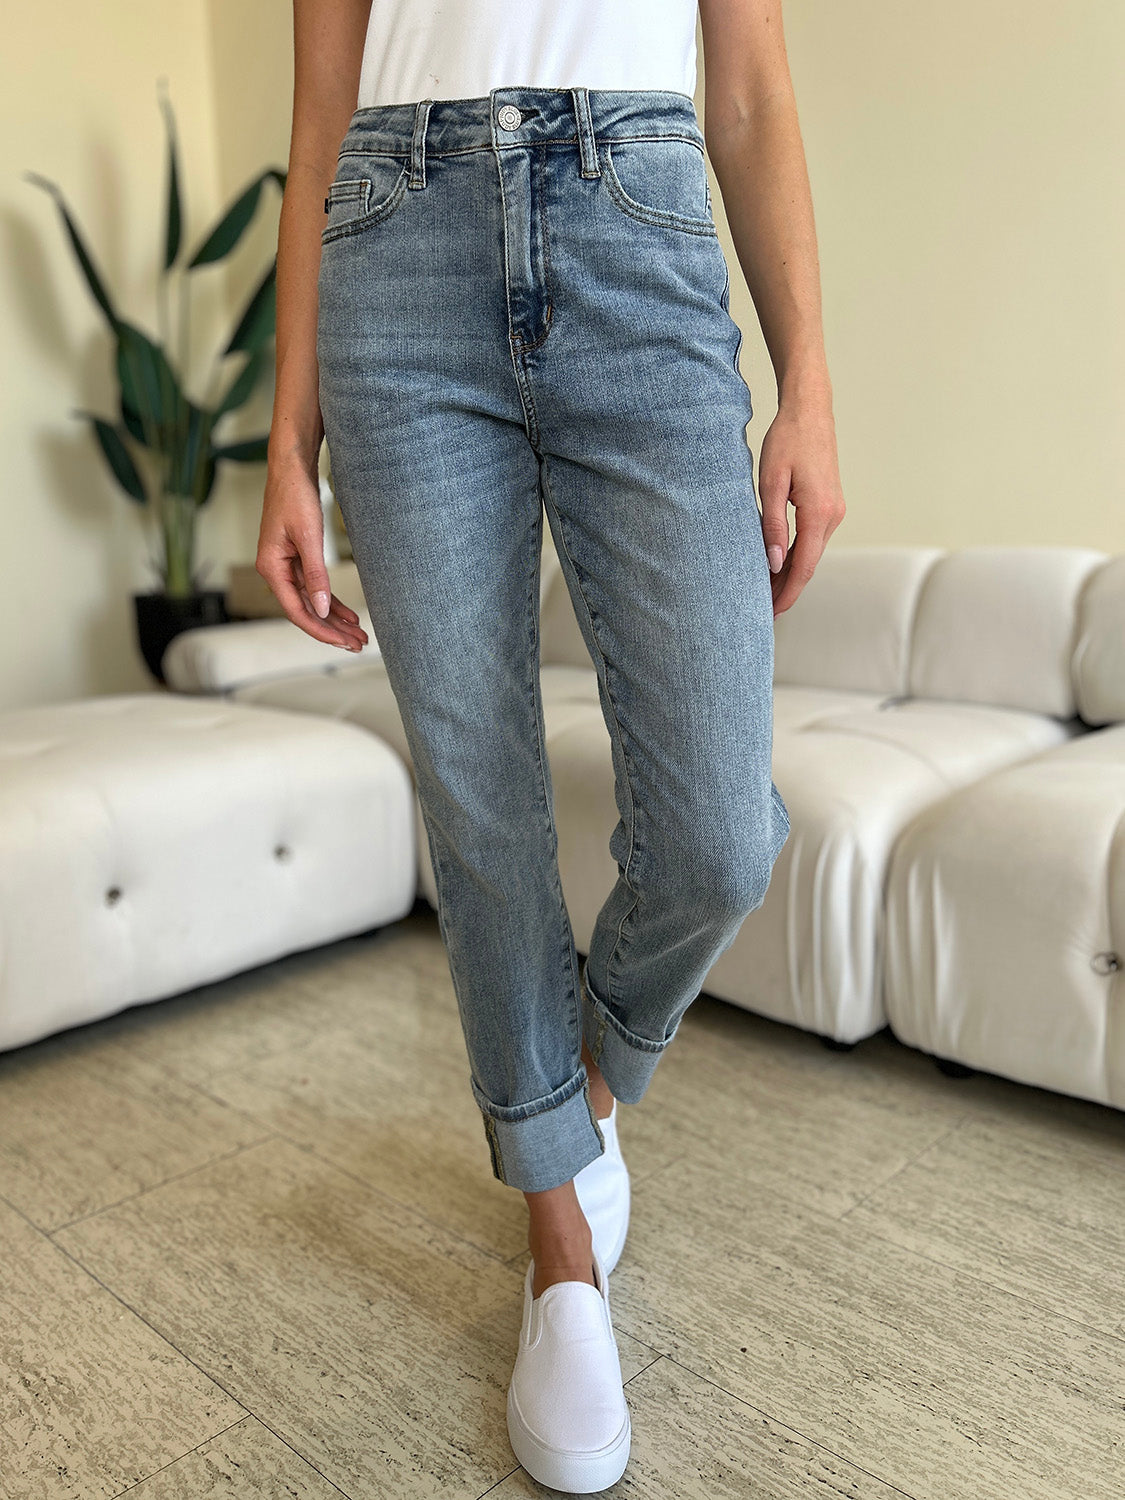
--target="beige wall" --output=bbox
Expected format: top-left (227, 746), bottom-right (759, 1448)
top-left (2, 3), bottom-right (1122, 708)
top-left (0, 0), bottom-right (281, 710)
top-left (705, 2), bottom-right (1125, 551)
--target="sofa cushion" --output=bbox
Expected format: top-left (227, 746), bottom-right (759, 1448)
top-left (1072, 555), bottom-right (1125, 726)
top-left (163, 614), bottom-right (378, 694)
top-left (884, 721), bottom-right (1125, 1107)
top-left (233, 663), bottom-right (413, 771)
top-left (781, 694), bottom-right (1081, 788)
top-left (906, 546), bottom-right (1107, 718)
top-left (774, 685), bottom-right (893, 733)
top-left (772, 546), bottom-right (944, 696)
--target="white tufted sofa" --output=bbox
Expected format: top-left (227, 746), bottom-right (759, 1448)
top-left (161, 537), bottom-right (1125, 1111)
top-left (0, 695), bottom-right (417, 1053)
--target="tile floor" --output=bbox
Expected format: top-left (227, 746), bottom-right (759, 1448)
top-left (2, 902), bottom-right (1123, 1498)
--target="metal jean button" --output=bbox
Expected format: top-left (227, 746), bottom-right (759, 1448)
top-left (497, 105), bottom-right (523, 130)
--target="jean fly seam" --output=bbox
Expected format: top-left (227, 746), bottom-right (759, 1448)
top-left (510, 313), bottom-right (553, 356)
top-left (538, 455), bottom-right (644, 1009)
top-left (509, 350), bottom-right (543, 446)
top-left (495, 138), bottom-right (547, 437)
top-left (507, 145), bottom-right (554, 356)
top-left (537, 142), bottom-right (554, 338)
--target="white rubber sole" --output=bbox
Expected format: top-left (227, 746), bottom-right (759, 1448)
top-left (507, 1386), bottom-right (631, 1493)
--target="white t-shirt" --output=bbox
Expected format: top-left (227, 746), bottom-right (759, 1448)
top-left (356, 0), bottom-right (699, 109)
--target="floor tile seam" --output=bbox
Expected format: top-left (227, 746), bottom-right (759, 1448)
top-left (274, 1131), bottom-right (528, 1274)
top-left (660, 1354), bottom-right (925, 1499)
top-left (106, 1411), bottom-right (356, 1500)
top-left (475, 1465), bottom-right (522, 1497)
top-left (45, 1134), bottom-right (276, 1235)
top-left (40, 1234), bottom-right (257, 1452)
top-left (77, 1035), bottom-right (319, 1136)
top-left (187, 1015), bottom-right (464, 1091)
top-left (622, 1351), bottom-right (667, 1385)
top-left (832, 1218), bottom-right (1125, 1352)
top-left (0, 1186), bottom-right (50, 1237)
top-left (107, 1417), bottom-right (251, 1500)
top-left (836, 1114), bottom-right (973, 1221)
top-left (938, 1096), bottom-right (1125, 1179)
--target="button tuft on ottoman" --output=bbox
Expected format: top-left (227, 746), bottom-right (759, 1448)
top-left (0, 694), bottom-right (416, 1052)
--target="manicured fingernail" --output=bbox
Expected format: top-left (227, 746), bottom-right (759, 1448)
top-left (767, 545), bottom-right (784, 573)
top-left (313, 590), bottom-right (330, 618)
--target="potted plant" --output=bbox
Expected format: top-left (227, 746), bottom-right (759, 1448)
top-left (26, 82), bottom-right (285, 683)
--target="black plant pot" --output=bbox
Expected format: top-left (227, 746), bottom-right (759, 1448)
top-left (133, 588), bottom-right (230, 684)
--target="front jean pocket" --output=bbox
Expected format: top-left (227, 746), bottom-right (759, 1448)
top-left (321, 154), bottom-right (411, 245)
top-left (601, 135), bottom-right (718, 237)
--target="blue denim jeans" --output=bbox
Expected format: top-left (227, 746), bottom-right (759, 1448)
top-left (316, 86), bottom-right (791, 1194)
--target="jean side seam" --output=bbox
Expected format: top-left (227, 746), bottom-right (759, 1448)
top-left (524, 493), bottom-right (583, 1065)
top-left (583, 966), bottom-right (677, 1055)
top-left (538, 455), bottom-right (644, 1005)
top-left (418, 799), bottom-right (504, 1173)
top-left (483, 1112), bottom-right (506, 1183)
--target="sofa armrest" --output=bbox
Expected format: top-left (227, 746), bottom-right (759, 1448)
top-left (162, 615), bottom-right (379, 694)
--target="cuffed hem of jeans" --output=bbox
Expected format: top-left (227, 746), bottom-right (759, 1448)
top-left (579, 960), bottom-right (676, 1106)
top-left (470, 1067), bottom-right (606, 1193)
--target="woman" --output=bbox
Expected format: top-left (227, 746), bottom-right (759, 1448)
top-left (259, 0), bottom-right (845, 1489)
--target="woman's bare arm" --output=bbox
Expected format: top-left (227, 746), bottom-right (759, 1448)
top-left (698, 0), bottom-right (846, 615)
top-left (257, 0), bottom-right (373, 649)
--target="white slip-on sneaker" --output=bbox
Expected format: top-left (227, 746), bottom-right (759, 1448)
top-left (506, 1247), bottom-right (631, 1493)
top-left (574, 1098), bottom-right (631, 1273)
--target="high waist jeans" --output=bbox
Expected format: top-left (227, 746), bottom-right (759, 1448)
top-left (316, 86), bottom-right (791, 1194)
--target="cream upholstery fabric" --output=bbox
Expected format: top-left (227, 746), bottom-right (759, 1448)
top-left (772, 545), bottom-right (943, 696)
top-left (906, 546), bottom-right (1106, 717)
top-left (1073, 556), bottom-right (1125, 726)
top-left (163, 610), bottom-right (378, 693)
top-left (0, 696), bottom-right (416, 1052)
top-left (884, 724), bottom-right (1125, 1107)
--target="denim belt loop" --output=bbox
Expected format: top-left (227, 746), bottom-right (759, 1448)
top-left (409, 99), bottom-right (433, 189)
top-left (571, 87), bottom-right (601, 180)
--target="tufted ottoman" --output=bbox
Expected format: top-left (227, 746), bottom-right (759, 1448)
top-left (0, 693), bottom-right (417, 1053)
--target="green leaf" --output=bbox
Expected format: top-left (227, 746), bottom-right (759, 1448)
top-left (223, 263), bottom-right (277, 356)
top-left (24, 172), bottom-right (117, 328)
top-left (186, 168), bottom-right (285, 267)
top-left (214, 347), bottom-right (266, 418)
top-left (197, 457), bottom-right (219, 505)
top-left (120, 387), bottom-right (147, 445)
top-left (77, 410), bottom-right (148, 504)
top-left (167, 402), bottom-right (216, 499)
top-left (211, 434), bottom-right (270, 464)
top-left (116, 320), bottom-right (184, 447)
top-left (159, 91), bottom-right (183, 270)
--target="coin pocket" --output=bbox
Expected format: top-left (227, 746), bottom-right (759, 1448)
top-left (322, 156), bottom-right (411, 244)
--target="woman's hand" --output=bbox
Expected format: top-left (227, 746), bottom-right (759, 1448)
top-left (255, 455), bottom-right (369, 651)
top-left (758, 394), bottom-right (846, 617)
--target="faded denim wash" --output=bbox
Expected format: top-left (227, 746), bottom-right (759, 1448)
top-left (316, 86), bottom-right (791, 1193)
